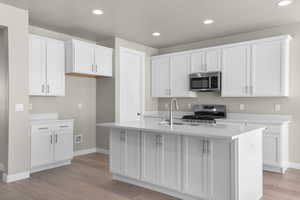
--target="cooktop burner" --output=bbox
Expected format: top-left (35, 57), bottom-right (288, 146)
top-left (182, 104), bottom-right (226, 124)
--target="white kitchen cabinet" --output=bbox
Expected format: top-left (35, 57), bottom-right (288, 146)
top-left (191, 49), bottom-right (221, 73)
top-left (263, 134), bottom-right (280, 166)
top-left (151, 56), bottom-right (171, 97)
top-left (110, 129), bottom-right (140, 179)
top-left (222, 44), bottom-right (250, 97)
top-left (30, 120), bottom-right (74, 173)
top-left (151, 54), bottom-right (196, 98)
top-left (182, 136), bottom-right (212, 199)
top-left (252, 40), bottom-right (289, 96)
top-left (31, 125), bottom-right (53, 168)
top-left (141, 132), bottom-right (181, 190)
top-left (94, 45), bottom-right (113, 77)
top-left (29, 34), bottom-right (65, 96)
top-left (66, 39), bottom-right (113, 77)
top-left (222, 35), bottom-right (291, 97)
top-left (171, 54), bottom-right (193, 97)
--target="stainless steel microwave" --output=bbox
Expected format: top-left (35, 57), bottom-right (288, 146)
top-left (189, 72), bottom-right (221, 92)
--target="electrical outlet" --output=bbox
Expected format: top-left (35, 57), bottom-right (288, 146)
top-left (240, 104), bottom-right (245, 111)
top-left (78, 103), bottom-right (83, 109)
top-left (75, 135), bottom-right (83, 144)
top-left (28, 103), bottom-right (33, 111)
top-left (275, 104), bottom-right (281, 112)
top-left (15, 104), bottom-right (24, 112)
top-left (188, 103), bottom-right (192, 110)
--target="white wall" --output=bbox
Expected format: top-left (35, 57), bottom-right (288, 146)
top-left (0, 3), bottom-right (29, 175)
top-left (158, 22), bottom-right (300, 164)
top-left (0, 27), bottom-right (8, 171)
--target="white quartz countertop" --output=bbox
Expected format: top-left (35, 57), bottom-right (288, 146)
top-left (97, 118), bottom-right (266, 140)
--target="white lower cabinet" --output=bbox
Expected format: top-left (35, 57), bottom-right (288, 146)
top-left (110, 129), bottom-right (140, 179)
top-left (31, 121), bottom-right (74, 173)
top-left (182, 136), bottom-right (212, 199)
top-left (141, 132), bottom-right (181, 191)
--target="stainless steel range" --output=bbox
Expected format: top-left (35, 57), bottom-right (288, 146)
top-left (182, 104), bottom-right (226, 124)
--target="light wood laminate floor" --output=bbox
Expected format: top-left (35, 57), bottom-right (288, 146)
top-left (0, 153), bottom-right (300, 200)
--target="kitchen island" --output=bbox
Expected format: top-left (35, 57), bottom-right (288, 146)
top-left (97, 118), bottom-right (265, 200)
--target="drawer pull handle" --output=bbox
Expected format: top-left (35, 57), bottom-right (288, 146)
top-left (39, 127), bottom-right (48, 130)
top-left (59, 125), bottom-right (69, 128)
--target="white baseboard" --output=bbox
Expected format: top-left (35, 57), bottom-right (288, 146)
top-left (2, 171), bottom-right (30, 183)
top-left (289, 162), bottom-right (300, 170)
top-left (31, 160), bottom-right (71, 174)
top-left (96, 148), bottom-right (109, 155)
top-left (74, 148), bottom-right (97, 157)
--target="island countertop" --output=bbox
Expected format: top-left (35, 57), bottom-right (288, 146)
top-left (97, 118), bottom-right (265, 140)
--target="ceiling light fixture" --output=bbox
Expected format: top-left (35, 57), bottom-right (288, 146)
top-left (277, 0), bottom-right (293, 7)
top-left (203, 19), bottom-right (214, 25)
top-left (152, 32), bottom-right (161, 37)
top-left (92, 9), bottom-right (104, 15)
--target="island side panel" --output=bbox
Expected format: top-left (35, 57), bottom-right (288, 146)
top-left (232, 130), bottom-right (263, 200)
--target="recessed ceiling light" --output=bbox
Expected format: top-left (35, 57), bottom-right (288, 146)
top-left (93, 9), bottom-right (104, 15)
top-left (203, 19), bottom-right (214, 25)
top-left (152, 32), bottom-right (161, 37)
top-left (277, 0), bottom-right (293, 7)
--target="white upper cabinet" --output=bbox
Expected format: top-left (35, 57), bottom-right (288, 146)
top-left (191, 49), bottom-right (221, 73)
top-left (151, 54), bottom-right (196, 98)
top-left (252, 40), bottom-right (289, 96)
top-left (151, 56), bottom-right (170, 98)
top-left (66, 39), bottom-right (113, 77)
top-left (222, 35), bottom-right (291, 97)
top-left (171, 54), bottom-right (193, 97)
top-left (94, 46), bottom-right (113, 77)
top-left (222, 45), bottom-right (250, 97)
top-left (205, 48), bottom-right (222, 72)
top-left (29, 34), bottom-right (65, 96)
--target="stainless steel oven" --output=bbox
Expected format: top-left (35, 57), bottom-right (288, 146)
top-left (189, 72), bottom-right (221, 92)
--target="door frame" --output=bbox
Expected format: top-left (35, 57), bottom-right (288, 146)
top-left (116, 47), bottom-right (146, 122)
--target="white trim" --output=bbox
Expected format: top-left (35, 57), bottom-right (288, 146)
top-left (0, 163), bottom-right (4, 172)
top-left (31, 160), bottom-right (71, 173)
top-left (73, 148), bottom-right (97, 157)
top-left (289, 162), bottom-right (300, 170)
top-left (96, 148), bottom-right (110, 155)
top-left (2, 171), bottom-right (30, 183)
top-left (113, 174), bottom-right (200, 200)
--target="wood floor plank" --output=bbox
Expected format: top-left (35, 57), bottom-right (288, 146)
top-left (0, 153), bottom-right (299, 200)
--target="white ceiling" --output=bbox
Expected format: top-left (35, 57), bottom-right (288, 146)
top-left (1, 0), bottom-right (300, 48)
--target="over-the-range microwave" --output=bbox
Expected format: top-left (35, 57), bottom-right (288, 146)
top-left (189, 71), bottom-right (221, 92)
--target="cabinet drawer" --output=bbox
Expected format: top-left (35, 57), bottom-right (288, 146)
top-left (54, 122), bottom-right (73, 130)
top-left (31, 125), bottom-right (50, 132)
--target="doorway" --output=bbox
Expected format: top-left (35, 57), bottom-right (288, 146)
top-left (118, 47), bottom-right (145, 122)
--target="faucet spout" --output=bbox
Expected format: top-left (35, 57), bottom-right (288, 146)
top-left (169, 98), bottom-right (179, 126)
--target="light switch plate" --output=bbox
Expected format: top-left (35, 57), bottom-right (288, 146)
top-left (275, 104), bottom-right (281, 112)
top-left (15, 104), bottom-right (24, 112)
top-left (78, 104), bottom-right (83, 109)
top-left (240, 104), bottom-right (245, 111)
top-left (75, 135), bottom-right (83, 144)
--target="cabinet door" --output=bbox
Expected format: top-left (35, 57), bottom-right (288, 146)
top-left (31, 126), bottom-right (53, 168)
top-left (205, 49), bottom-right (221, 72)
top-left (46, 38), bottom-right (65, 96)
top-left (110, 129), bottom-right (140, 179)
top-left (94, 46), bottom-right (113, 77)
top-left (222, 45), bottom-right (250, 97)
top-left (263, 134), bottom-right (280, 166)
top-left (251, 40), bottom-right (283, 96)
top-left (171, 54), bottom-right (191, 97)
top-left (191, 51), bottom-right (205, 73)
top-left (151, 57), bottom-right (170, 97)
top-left (73, 40), bottom-right (94, 74)
top-left (160, 134), bottom-right (181, 191)
top-left (54, 128), bottom-right (73, 162)
top-left (182, 136), bottom-right (212, 199)
top-left (141, 132), bottom-right (161, 184)
top-left (29, 35), bottom-right (47, 96)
